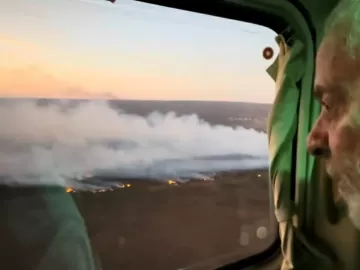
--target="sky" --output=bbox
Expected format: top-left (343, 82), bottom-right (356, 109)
top-left (0, 0), bottom-right (278, 103)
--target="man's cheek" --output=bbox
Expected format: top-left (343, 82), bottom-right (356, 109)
top-left (339, 129), bottom-right (360, 155)
top-left (344, 102), bottom-right (360, 128)
top-left (330, 117), bottom-right (360, 158)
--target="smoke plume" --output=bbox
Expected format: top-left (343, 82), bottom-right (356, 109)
top-left (0, 99), bottom-right (269, 189)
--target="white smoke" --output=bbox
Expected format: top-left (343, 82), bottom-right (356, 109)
top-left (0, 99), bottom-right (269, 189)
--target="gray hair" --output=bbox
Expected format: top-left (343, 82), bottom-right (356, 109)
top-left (324, 0), bottom-right (360, 58)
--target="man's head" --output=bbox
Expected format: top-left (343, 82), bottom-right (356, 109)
top-left (307, 0), bottom-right (360, 228)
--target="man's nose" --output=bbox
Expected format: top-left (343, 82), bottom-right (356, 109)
top-left (307, 121), bottom-right (329, 157)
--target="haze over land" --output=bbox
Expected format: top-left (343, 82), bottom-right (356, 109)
top-left (0, 99), bottom-right (271, 189)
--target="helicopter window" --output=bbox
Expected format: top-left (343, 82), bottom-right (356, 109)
top-left (0, 0), bottom-right (278, 269)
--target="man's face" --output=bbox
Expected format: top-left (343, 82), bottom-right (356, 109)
top-left (307, 35), bottom-right (360, 228)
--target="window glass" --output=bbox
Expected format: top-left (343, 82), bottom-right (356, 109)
top-left (0, 0), bottom-right (278, 269)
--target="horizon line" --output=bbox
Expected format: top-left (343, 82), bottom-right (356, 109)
top-left (1, 96), bottom-right (272, 105)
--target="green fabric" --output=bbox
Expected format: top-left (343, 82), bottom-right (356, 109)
top-left (2, 187), bottom-right (99, 270)
top-left (267, 35), bottom-right (335, 269)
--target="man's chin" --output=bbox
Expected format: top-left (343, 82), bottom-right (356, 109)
top-left (324, 163), bottom-right (360, 229)
top-left (342, 192), bottom-right (360, 230)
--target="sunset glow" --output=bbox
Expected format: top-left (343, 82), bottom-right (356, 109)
top-left (1, 0), bottom-right (278, 103)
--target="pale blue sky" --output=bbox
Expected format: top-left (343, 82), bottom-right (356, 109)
top-left (0, 0), bottom-right (278, 103)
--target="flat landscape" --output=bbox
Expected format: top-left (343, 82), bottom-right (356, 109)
top-left (74, 169), bottom-right (275, 270)
top-left (0, 99), bottom-right (276, 270)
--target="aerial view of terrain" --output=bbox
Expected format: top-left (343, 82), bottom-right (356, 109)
top-left (0, 0), bottom-right (280, 268)
top-left (0, 99), bottom-right (276, 270)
